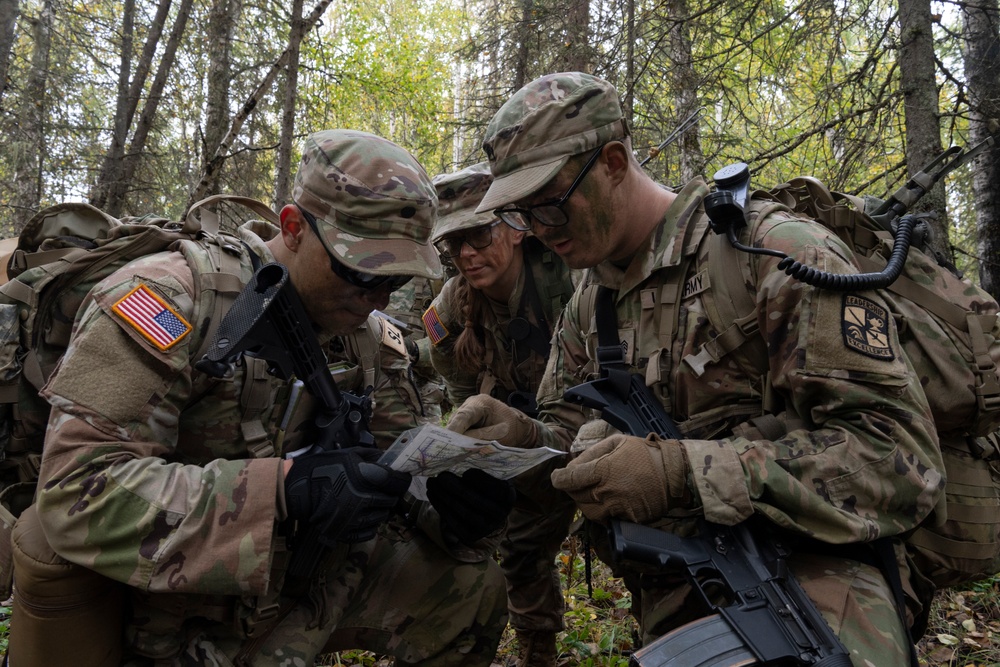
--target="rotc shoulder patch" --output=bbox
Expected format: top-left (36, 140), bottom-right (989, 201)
top-left (112, 283), bottom-right (192, 352)
top-left (841, 294), bottom-right (894, 360)
top-left (422, 305), bottom-right (449, 345)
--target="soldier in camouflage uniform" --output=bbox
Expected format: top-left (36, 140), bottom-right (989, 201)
top-left (445, 73), bottom-right (947, 666)
top-left (385, 277), bottom-right (449, 424)
top-left (423, 163), bottom-right (577, 667)
top-left (11, 129), bottom-right (509, 666)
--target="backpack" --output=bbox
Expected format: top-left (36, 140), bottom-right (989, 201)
top-left (708, 177), bottom-right (1000, 589)
top-left (0, 194), bottom-right (279, 598)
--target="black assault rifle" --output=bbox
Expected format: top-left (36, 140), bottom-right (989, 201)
top-left (195, 262), bottom-right (376, 584)
top-left (563, 377), bottom-right (852, 666)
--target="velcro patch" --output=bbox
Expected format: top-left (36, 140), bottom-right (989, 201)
top-left (422, 306), bottom-right (449, 345)
top-left (381, 319), bottom-right (407, 356)
top-left (841, 294), bottom-right (894, 360)
top-left (112, 283), bottom-right (192, 352)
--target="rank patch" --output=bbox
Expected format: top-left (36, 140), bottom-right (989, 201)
top-left (422, 305), bottom-right (449, 345)
top-left (112, 284), bottom-right (192, 351)
top-left (841, 294), bottom-right (894, 360)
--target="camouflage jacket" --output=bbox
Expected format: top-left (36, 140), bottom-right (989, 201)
top-left (536, 177), bottom-right (945, 544)
top-left (34, 220), bottom-right (422, 599)
top-left (428, 238), bottom-right (575, 406)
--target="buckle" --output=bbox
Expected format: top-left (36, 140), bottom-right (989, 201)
top-left (243, 601), bottom-right (281, 638)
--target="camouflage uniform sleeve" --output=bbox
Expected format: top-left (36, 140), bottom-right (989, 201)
top-left (35, 252), bottom-right (281, 596)
top-left (365, 315), bottom-right (423, 449)
top-left (684, 213), bottom-right (945, 543)
top-left (425, 279), bottom-right (479, 406)
top-left (534, 288), bottom-right (596, 453)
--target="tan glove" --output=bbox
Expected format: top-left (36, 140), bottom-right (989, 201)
top-left (550, 433), bottom-right (690, 523)
top-left (446, 394), bottom-right (539, 448)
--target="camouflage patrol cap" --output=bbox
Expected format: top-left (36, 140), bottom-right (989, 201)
top-left (293, 129), bottom-right (442, 279)
top-left (476, 72), bottom-right (629, 213)
top-left (430, 162), bottom-right (497, 243)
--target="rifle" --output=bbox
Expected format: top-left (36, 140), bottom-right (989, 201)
top-left (195, 262), bottom-right (375, 583)
top-left (564, 375), bottom-right (852, 666)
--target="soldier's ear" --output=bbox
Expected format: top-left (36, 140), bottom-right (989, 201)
top-left (603, 142), bottom-right (630, 186)
top-left (279, 205), bottom-right (306, 251)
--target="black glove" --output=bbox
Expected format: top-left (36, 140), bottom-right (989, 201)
top-left (426, 469), bottom-right (516, 546)
top-left (285, 447), bottom-right (411, 544)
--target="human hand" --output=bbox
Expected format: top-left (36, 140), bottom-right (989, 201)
top-left (426, 469), bottom-right (516, 545)
top-left (285, 447), bottom-right (410, 544)
top-left (446, 394), bottom-right (539, 447)
top-left (550, 433), bottom-right (689, 524)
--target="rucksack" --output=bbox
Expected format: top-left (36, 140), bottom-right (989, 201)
top-left (706, 176), bottom-right (1000, 589)
top-left (0, 194), bottom-right (279, 598)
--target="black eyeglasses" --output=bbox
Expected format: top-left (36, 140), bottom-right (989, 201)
top-left (433, 220), bottom-right (502, 259)
top-left (494, 145), bottom-right (604, 232)
top-left (297, 205), bottom-right (412, 292)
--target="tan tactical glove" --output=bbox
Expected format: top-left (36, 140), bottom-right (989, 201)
top-left (550, 433), bottom-right (690, 523)
top-left (446, 394), bottom-right (539, 448)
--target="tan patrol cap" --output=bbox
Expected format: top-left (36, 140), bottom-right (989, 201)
top-left (431, 163), bottom-right (497, 243)
top-left (476, 72), bottom-right (629, 213)
top-left (292, 129), bottom-right (442, 280)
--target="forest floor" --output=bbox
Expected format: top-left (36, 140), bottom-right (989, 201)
top-left (0, 534), bottom-right (994, 665)
top-left (319, 533), bottom-right (1000, 667)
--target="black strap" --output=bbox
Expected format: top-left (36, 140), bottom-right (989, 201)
top-left (508, 263), bottom-right (553, 360)
top-left (594, 285), bottom-right (627, 373)
top-left (872, 538), bottom-right (920, 667)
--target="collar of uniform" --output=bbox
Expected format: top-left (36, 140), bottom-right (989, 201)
top-left (589, 177), bottom-right (709, 296)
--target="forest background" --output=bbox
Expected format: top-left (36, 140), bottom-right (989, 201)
top-left (1, 0), bottom-right (1000, 296)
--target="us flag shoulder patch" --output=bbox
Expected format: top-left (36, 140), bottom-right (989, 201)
top-left (112, 284), bottom-right (192, 352)
top-left (422, 305), bottom-right (449, 345)
top-left (841, 294), bottom-right (894, 360)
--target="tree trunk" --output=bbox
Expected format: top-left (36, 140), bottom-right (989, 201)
top-left (90, 0), bottom-right (172, 211)
top-left (10, 0), bottom-right (53, 231)
top-left (200, 0), bottom-right (241, 201)
top-left (666, 0), bottom-right (702, 183)
top-left (624, 0), bottom-right (634, 124)
top-left (512, 0), bottom-right (533, 91)
top-left (561, 0), bottom-right (590, 73)
top-left (0, 0), bottom-right (18, 104)
top-left (962, 0), bottom-right (1000, 296)
top-left (188, 0), bottom-right (335, 208)
top-left (274, 0), bottom-right (304, 213)
top-left (104, 0), bottom-right (193, 217)
top-left (898, 0), bottom-right (951, 264)
top-left (90, 0), bottom-right (135, 210)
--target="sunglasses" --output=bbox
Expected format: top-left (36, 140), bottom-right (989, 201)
top-left (494, 145), bottom-right (604, 232)
top-left (297, 205), bottom-right (412, 292)
top-left (433, 220), bottom-right (502, 259)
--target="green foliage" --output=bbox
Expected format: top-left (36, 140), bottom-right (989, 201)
top-left (298, 0), bottom-right (465, 177)
top-left (0, 605), bottom-right (8, 655)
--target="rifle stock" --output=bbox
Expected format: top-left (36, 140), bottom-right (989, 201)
top-left (196, 262), bottom-right (375, 581)
top-left (564, 373), bottom-right (851, 666)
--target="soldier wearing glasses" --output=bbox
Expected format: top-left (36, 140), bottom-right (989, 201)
top-left (12, 130), bottom-right (509, 666)
top-left (422, 163), bottom-right (577, 667)
top-left (445, 72), bottom-right (944, 665)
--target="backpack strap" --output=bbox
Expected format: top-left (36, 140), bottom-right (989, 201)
top-left (854, 253), bottom-right (1000, 418)
top-left (186, 194), bottom-right (280, 236)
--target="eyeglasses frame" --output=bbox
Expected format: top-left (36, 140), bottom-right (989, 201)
top-left (433, 219), bottom-right (503, 259)
top-left (494, 144), bottom-right (606, 232)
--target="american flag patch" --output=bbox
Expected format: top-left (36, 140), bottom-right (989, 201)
top-left (422, 305), bottom-right (449, 345)
top-left (112, 284), bottom-right (192, 352)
